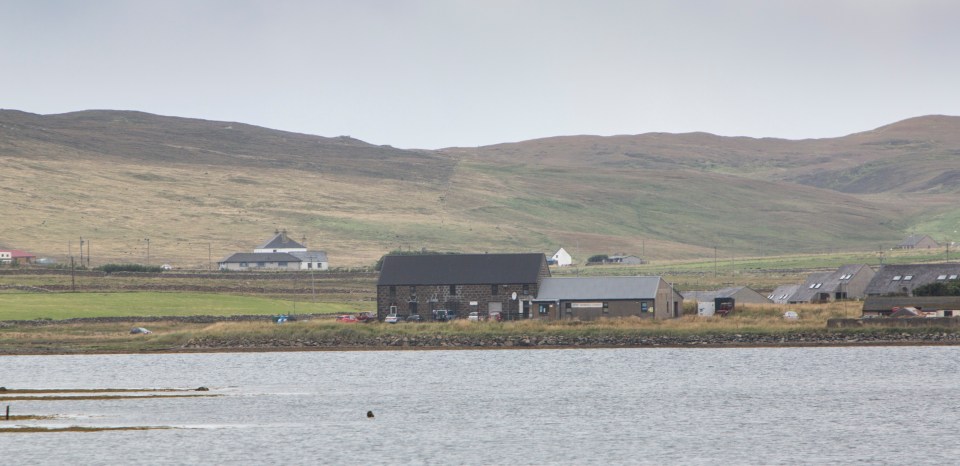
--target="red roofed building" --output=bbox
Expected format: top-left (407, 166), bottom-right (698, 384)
top-left (0, 250), bottom-right (37, 265)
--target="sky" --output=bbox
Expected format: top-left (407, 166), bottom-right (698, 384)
top-left (2, 0), bottom-right (959, 149)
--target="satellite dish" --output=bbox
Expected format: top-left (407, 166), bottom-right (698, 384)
top-left (511, 292), bottom-right (518, 300)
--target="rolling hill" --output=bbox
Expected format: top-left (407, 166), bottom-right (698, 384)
top-left (1, 110), bottom-right (958, 267)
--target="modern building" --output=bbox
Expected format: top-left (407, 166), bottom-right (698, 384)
top-left (864, 263), bottom-right (960, 297)
top-left (786, 264), bottom-right (875, 304)
top-left (532, 276), bottom-right (682, 320)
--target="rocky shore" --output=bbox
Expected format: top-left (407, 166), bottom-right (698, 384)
top-left (180, 330), bottom-right (960, 351)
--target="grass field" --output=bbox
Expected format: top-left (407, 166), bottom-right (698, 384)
top-left (0, 292), bottom-right (360, 321)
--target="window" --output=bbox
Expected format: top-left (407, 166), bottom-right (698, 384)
top-left (892, 276), bottom-right (902, 281)
top-left (307, 263), bottom-right (313, 269)
top-left (641, 302), bottom-right (649, 312)
top-left (389, 286), bottom-right (396, 297)
top-left (938, 275), bottom-right (947, 280)
top-left (951, 275), bottom-right (959, 280)
top-left (839, 274), bottom-right (852, 280)
top-left (491, 284), bottom-right (499, 295)
top-left (257, 262), bottom-right (265, 267)
top-left (903, 275), bottom-right (913, 281)
top-left (602, 302), bottom-right (609, 313)
top-left (809, 284), bottom-right (816, 289)
top-left (240, 262), bottom-right (248, 267)
top-left (409, 286), bottom-right (416, 299)
top-left (813, 283), bottom-right (822, 289)
top-left (539, 304), bottom-right (549, 315)
top-left (522, 284), bottom-right (530, 295)
top-left (278, 262), bottom-right (288, 266)
top-left (449, 285), bottom-right (456, 295)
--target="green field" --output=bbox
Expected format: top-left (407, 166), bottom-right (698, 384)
top-left (0, 292), bottom-right (359, 321)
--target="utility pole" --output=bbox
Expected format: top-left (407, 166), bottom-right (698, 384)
top-left (145, 238), bottom-right (150, 264)
top-left (79, 237), bottom-right (84, 268)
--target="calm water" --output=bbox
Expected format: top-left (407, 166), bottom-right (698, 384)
top-left (1, 347), bottom-right (958, 465)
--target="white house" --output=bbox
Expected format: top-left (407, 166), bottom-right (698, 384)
top-left (219, 230), bottom-right (329, 271)
top-left (551, 247), bottom-right (573, 267)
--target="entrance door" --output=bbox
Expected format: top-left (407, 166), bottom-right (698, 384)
top-left (488, 302), bottom-right (502, 320)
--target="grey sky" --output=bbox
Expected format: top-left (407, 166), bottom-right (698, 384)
top-left (2, 0), bottom-right (958, 149)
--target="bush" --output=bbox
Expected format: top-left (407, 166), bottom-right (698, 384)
top-left (587, 254), bottom-right (609, 264)
top-left (96, 264), bottom-right (165, 273)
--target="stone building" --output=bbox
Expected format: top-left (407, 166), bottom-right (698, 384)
top-left (376, 253), bottom-right (550, 321)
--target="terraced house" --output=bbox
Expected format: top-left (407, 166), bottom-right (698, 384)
top-left (376, 253), bottom-right (550, 321)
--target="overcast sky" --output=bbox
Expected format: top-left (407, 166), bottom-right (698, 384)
top-left (2, 0), bottom-right (958, 149)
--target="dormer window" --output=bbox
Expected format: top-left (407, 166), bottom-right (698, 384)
top-left (892, 276), bottom-right (902, 281)
top-left (938, 275), bottom-right (948, 280)
top-left (903, 275), bottom-right (913, 281)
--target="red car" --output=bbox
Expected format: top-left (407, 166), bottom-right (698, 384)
top-left (336, 315), bottom-right (359, 323)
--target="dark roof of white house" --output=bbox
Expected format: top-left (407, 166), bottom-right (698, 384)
top-left (220, 252), bottom-right (301, 263)
top-left (258, 232), bottom-right (306, 250)
top-left (377, 253), bottom-right (548, 286)
top-left (535, 276), bottom-right (662, 301)
top-left (289, 251), bottom-right (328, 262)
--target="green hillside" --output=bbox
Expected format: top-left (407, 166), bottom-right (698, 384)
top-left (1, 110), bottom-right (958, 267)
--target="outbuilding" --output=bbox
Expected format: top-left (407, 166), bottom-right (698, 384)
top-left (532, 276), bottom-right (682, 321)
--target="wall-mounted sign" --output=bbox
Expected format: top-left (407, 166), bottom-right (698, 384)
top-left (571, 302), bottom-right (603, 308)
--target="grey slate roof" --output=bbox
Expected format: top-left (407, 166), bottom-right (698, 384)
top-left (769, 284), bottom-right (800, 304)
top-left (682, 286), bottom-right (771, 304)
top-left (897, 234), bottom-right (937, 248)
top-left (220, 252), bottom-right (301, 263)
top-left (258, 232), bottom-right (306, 250)
top-left (789, 264), bottom-right (872, 303)
top-left (289, 251), bottom-right (328, 262)
top-left (377, 253), bottom-right (548, 286)
top-left (535, 276), bottom-right (662, 301)
top-left (865, 263), bottom-right (960, 296)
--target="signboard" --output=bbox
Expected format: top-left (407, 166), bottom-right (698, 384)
top-left (571, 302), bottom-right (603, 308)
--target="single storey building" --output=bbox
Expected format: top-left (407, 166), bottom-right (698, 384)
top-left (532, 276), bottom-right (682, 321)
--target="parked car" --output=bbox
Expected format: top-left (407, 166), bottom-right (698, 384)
top-left (405, 314), bottom-right (423, 323)
top-left (356, 312), bottom-right (377, 323)
top-left (468, 311), bottom-right (482, 322)
top-left (385, 313), bottom-right (400, 324)
top-left (336, 314), bottom-right (359, 323)
top-left (433, 309), bottom-right (451, 322)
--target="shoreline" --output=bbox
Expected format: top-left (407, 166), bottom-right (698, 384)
top-left (2, 332), bottom-right (957, 356)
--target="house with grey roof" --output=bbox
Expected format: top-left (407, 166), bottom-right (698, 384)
top-left (532, 276), bottom-right (682, 320)
top-left (864, 263), bottom-right (960, 297)
top-left (787, 264), bottom-right (875, 304)
top-left (218, 252), bottom-right (302, 271)
top-left (682, 286), bottom-right (772, 305)
top-left (895, 234), bottom-right (939, 250)
top-left (377, 253), bottom-right (550, 321)
top-left (218, 230), bottom-right (329, 271)
top-left (769, 284), bottom-right (800, 304)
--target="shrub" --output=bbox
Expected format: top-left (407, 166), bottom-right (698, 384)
top-left (96, 264), bottom-right (165, 273)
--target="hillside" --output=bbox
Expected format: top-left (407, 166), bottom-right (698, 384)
top-left (1, 110), bottom-right (958, 267)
